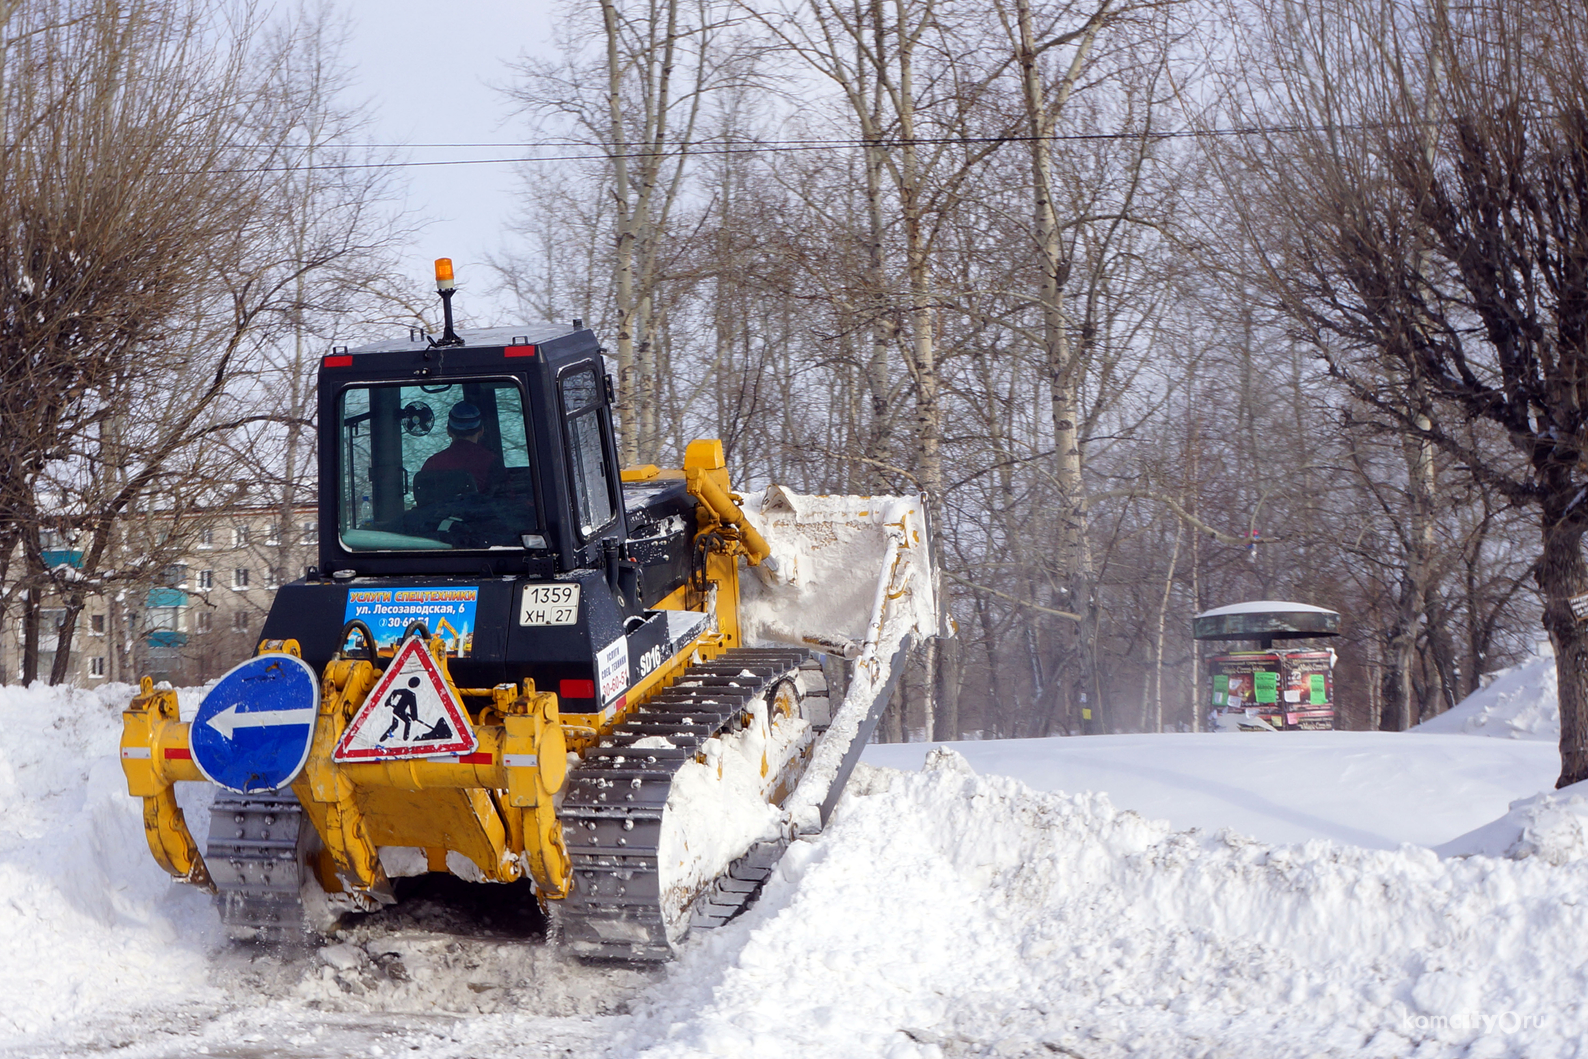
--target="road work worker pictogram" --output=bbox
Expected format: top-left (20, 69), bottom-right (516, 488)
top-left (334, 636), bottom-right (475, 761)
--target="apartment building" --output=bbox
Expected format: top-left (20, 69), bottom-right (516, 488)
top-left (4, 504), bottom-right (317, 688)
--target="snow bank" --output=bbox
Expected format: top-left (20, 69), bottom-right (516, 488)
top-left (865, 731), bottom-right (1558, 849)
top-left (0, 682), bottom-right (222, 1038)
top-left (1437, 780), bottom-right (1588, 864)
top-left (5, 677), bottom-right (1585, 1058)
top-left (1413, 653), bottom-right (1559, 740)
top-left (619, 749), bottom-right (1587, 1059)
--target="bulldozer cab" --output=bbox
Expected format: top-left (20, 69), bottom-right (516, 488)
top-left (317, 326), bottom-right (624, 582)
top-left (246, 323), bottom-right (691, 696)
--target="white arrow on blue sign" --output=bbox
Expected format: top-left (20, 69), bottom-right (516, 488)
top-left (190, 653), bottom-right (321, 794)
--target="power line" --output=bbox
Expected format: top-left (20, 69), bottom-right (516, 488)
top-left (218, 124), bottom-right (1342, 174)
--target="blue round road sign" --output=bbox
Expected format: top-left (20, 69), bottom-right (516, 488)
top-left (190, 653), bottom-right (320, 793)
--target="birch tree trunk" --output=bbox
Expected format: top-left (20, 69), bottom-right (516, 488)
top-left (890, 0), bottom-right (938, 741)
top-left (1007, 0), bottom-right (1110, 732)
top-left (1150, 519), bottom-right (1182, 733)
top-left (597, 0), bottom-right (706, 464)
top-left (602, 0), bottom-right (642, 464)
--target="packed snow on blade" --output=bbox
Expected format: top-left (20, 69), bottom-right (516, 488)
top-left (635, 487), bottom-right (942, 947)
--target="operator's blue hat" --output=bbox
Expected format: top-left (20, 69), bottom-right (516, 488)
top-left (448, 402), bottom-right (483, 434)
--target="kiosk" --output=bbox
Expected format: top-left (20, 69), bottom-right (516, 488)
top-left (1193, 601), bottom-right (1340, 731)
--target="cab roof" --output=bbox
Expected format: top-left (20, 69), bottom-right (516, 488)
top-left (342, 324), bottom-right (577, 356)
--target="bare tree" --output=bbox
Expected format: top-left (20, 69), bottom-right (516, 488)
top-left (0, 0), bottom-right (410, 685)
top-left (481, 0), bottom-right (1551, 742)
top-left (0, 0), bottom-right (260, 682)
top-left (234, 0), bottom-right (415, 602)
top-left (1215, 0), bottom-right (1588, 781)
top-left (504, 0), bottom-right (743, 463)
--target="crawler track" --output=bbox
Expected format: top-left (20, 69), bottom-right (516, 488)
top-left (207, 789), bottom-right (310, 936)
top-left (558, 647), bottom-right (815, 961)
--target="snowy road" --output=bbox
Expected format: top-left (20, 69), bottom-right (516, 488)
top-left (46, 938), bottom-right (634, 1059)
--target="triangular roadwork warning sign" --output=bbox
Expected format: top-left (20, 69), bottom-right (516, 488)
top-left (334, 635), bottom-right (478, 761)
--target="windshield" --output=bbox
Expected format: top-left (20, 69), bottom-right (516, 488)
top-left (338, 380), bottom-right (540, 551)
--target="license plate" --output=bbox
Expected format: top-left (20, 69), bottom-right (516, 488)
top-left (519, 583), bottom-right (581, 626)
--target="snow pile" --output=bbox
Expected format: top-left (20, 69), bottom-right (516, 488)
top-left (619, 748), bottom-right (1587, 1058)
top-left (1413, 652), bottom-right (1559, 740)
top-left (4, 677), bottom-right (1586, 1057)
top-left (0, 682), bottom-right (221, 1038)
top-left (1437, 781), bottom-right (1588, 864)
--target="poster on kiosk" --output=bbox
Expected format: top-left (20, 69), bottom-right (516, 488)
top-left (1207, 651), bottom-right (1335, 731)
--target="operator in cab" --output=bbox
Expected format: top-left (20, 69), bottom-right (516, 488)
top-left (422, 402), bottom-right (505, 494)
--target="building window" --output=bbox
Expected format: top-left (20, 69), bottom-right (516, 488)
top-left (198, 569), bottom-right (213, 590)
top-left (40, 608), bottom-right (65, 651)
top-left (301, 521), bottom-right (318, 544)
top-left (162, 564), bottom-right (187, 588)
top-left (196, 527), bottom-right (214, 549)
top-left (143, 605), bottom-right (182, 635)
top-left (233, 568), bottom-right (249, 588)
top-left (233, 526), bottom-right (249, 548)
top-left (89, 656), bottom-right (105, 677)
top-left (90, 614), bottom-right (105, 635)
top-left (232, 611), bottom-right (250, 632)
top-left (264, 567), bottom-right (280, 589)
top-left (194, 610), bottom-right (212, 633)
top-left (265, 523), bottom-right (280, 546)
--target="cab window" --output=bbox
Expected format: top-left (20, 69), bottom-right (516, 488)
top-left (560, 368), bottom-right (615, 538)
top-left (337, 379), bottom-right (540, 551)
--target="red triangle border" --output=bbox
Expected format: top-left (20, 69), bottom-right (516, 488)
top-left (333, 636), bottom-right (478, 761)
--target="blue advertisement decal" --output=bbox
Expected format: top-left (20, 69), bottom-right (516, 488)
top-left (344, 586), bottom-right (479, 656)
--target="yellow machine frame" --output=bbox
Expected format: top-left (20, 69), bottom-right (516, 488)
top-left (121, 439), bottom-right (772, 908)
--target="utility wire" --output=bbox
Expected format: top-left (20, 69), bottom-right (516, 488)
top-left (216, 124), bottom-right (1353, 174)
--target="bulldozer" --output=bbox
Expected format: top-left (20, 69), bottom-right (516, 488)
top-left (119, 261), bottom-right (939, 960)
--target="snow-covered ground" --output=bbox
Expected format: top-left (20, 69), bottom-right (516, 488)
top-left (2, 663), bottom-right (1585, 1058)
top-left (864, 730), bottom-right (1556, 849)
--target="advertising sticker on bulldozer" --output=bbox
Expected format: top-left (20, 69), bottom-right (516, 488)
top-left (344, 586), bottom-right (479, 656)
top-left (597, 636), bottom-right (629, 704)
top-left (333, 635), bottom-right (477, 761)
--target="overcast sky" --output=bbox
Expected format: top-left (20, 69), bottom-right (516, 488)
top-left (347, 0), bottom-right (559, 325)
